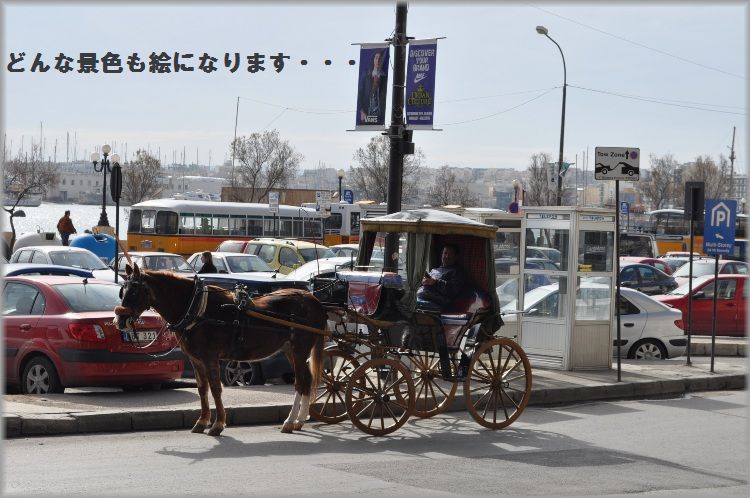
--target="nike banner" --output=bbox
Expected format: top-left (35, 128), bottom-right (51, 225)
top-left (405, 39), bottom-right (438, 129)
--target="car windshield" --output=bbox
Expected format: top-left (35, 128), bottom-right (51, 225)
top-left (54, 283), bottom-right (122, 312)
top-left (143, 255), bottom-right (194, 272)
top-left (225, 255), bottom-right (273, 272)
top-left (49, 251), bottom-right (109, 270)
top-left (667, 276), bottom-right (712, 296)
top-left (298, 247), bottom-right (335, 262)
top-left (672, 261), bottom-right (716, 278)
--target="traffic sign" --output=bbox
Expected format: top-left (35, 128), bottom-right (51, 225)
top-left (594, 147), bottom-right (640, 181)
top-left (268, 191), bottom-right (279, 213)
top-left (316, 191), bottom-right (331, 217)
top-left (620, 201), bottom-right (629, 215)
top-left (343, 189), bottom-right (354, 204)
top-left (703, 199), bottom-right (737, 255)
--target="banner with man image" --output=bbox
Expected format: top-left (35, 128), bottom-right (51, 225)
top-left (405, 39), bottom-right (438, 129)
top-left (355, 43), bottom-right (390, 130)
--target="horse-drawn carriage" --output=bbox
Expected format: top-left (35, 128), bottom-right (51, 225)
top-left (309, 209), bottom-right (532, 435)
top-left (115, 208), bottom-right (531, 437)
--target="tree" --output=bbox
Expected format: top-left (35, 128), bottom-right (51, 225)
top-left (228, 130), bottom-right (302, 203)
top-left (636, 154), bottom-right (679, 210)
top-left (680, 154), bottom-right (730, 201)
top-left (349, 135), bottom-right (423, 202)
top-left (523, 152), bottom-right (556, 206)
top-left (427, 165), bottom-right (479, 207)
top-left (2, 145), bottom-right (60, 251)
top-left (122, 150), bottom-right (164, 205)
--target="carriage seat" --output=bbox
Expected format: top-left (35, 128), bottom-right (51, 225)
top-left (416, 286), bottom-right (490, 318)
top-left (337, 270), bottom-right (404, 317)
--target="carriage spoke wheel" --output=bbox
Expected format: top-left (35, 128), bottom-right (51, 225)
top-left (309, 348), bottom-right (361, 424)
top-left (345, 357), bottom-right (415, 436)
top-left (402, 351), bottom-right (458, 418)
top-left (464, 338), bottom-right (532, 430)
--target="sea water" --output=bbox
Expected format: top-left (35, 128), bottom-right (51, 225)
top-left (3, 202), bottom-right (131, 240)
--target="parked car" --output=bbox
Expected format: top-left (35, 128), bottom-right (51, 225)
top-left (186, 251), bottom-right (275, 275)
top-left (111, 251), bottom-right (195, 278)
top-left (619, 232), bottom-right (659, 258)
top-left (244, 238), bottom-right (335, 274)
top-left (655, 274), bottom-right (747, 337)
top-left (184, 273), bottom-right (311, 385)
top-left (525, 246), bottom-right (561, 264)
top-left (3, 276), bottom-right (183, 394)
top-left (215, 239), bottom-right (253, 253)
top-left (620, 256), bottom-right (674, 275)
top-left (671, 259), bottom-right (748, 287)
top-left (2, 263), bottom-right (94, 278)
top-left (328, 243), bottom-right (360, 259)
top-left (658, 256), bottom-right (693, 274)
top-left (619, 263), bottom-right (678, 295)
top-left (10, 246), bottom-right (116, 281)
top-left (283, 256), bottom-right (356, 283)
top-left (501, 283), bottom-right (687, 359)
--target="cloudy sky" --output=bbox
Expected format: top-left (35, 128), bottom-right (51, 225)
top-left (2, 1), bottom-right (746, 174)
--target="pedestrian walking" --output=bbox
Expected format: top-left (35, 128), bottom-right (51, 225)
top-left (56, 210), bottom-right (77, 246)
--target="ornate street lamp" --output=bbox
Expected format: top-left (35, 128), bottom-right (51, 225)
top-left (91, 145), bottom-right (120, 227)
top-left (536, 25), bottom-right (567, 206)
top-left (337, 168), bottom-right (345, 200)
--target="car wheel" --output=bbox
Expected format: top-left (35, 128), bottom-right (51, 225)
top-left (629, 340), bottom-right (667, 360)
top-left (22, 357), bottom-right (63, 394)
top-left (221, 360), bottom-right (265, 386)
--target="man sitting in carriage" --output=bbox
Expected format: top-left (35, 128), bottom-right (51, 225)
top-left (416, 243), bottom-right (467, 310)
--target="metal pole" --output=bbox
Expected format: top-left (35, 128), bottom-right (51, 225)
top-left (686, 217), bottom-right (695, 366)
top-left (710, 255), bottom-right (719, 372)
top-left (616, 181), bottom-right (622, 381)
top-left (543, 34), bottom-right (567, 207)
top-left (384, 1), bottom-right (408, 272)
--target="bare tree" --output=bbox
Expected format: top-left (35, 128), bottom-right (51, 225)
top-left (228, 130), bottom-right (302, 202)
top-left (636, 154), bottom-right (679, 210)
top-left (427, 165), bottom-right (479, 207)
top-left (122, 150), bottom-right (164, 205)
top-left (680, 154), bottom-right (730, 201)
top-left (2, 145), bottom-right (60, 251)
top-left (349, 135), bottom-right (424, 202)
top-left (523, 152), bottom-right (556, 206)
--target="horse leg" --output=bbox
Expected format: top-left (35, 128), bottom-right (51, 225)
top-left (294, 394), bottom-right (311, 431)
top-left (291, 348), bottom-right (314, 431)
top-left (191, 361), bottom-right (211, 433)
top-left (206, 362), bottom-right (226, 436)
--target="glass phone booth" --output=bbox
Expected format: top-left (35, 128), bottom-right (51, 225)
top-left (517, 207), bottom-right (616, 370)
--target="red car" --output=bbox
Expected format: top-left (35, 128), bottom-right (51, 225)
top-left (620, 256), bottom-right (673, 275)
top-left (655, 274), bottom-right (747, 337)
top-left (3, 276), bottom-right (183, 394)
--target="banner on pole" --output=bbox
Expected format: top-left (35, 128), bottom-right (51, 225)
top-left (405, 39), bottom-right (438, 129)
top-left (355, 43), bottom-right (390, 130)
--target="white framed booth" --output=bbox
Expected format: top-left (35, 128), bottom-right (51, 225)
top-left (517, 207), bottom-right (616, 370)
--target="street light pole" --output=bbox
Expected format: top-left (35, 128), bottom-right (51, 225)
top-left (536, 25), bottom-right (567, 206)
top-left (91, 144), bottom-right (119, 227)
top-left (337, 168), bottom-right (345, 200)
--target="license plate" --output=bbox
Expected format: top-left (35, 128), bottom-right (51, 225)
top-left (122, 330), bottom-right (157, 342)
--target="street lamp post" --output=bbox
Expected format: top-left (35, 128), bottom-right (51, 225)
top-left (91, 145), bottom-right (120, 227)
top-left (536, 25), bottom-right (567, 207)
top-left (512, 179), bottom-right (519, 202)
top-left (741, 198), bottom-right (746, 214)
top-left (337, 168), bottom-right (345, 200)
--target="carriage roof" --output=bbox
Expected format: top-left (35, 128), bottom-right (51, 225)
top-left (360, 209), bottom-right (498, 239)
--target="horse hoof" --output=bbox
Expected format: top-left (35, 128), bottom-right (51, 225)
top-left (191, 423), bottom-right (207, 433)
top-left (207, 425), bottom-right (224, 437)
top-left (293, 422), bottom-right (304, 431)
top-left (281, 423), bottom-right (295, 433)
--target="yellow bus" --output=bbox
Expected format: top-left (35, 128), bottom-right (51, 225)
top-left (646, 208), bottom-right (747, 256)
top-left (301, 201), bottom-right (362, 246)
top-left (126, 199), bottom-right (324, 256)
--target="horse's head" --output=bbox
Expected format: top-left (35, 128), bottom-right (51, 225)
top-left (114, 263), bottom-right (153, 332)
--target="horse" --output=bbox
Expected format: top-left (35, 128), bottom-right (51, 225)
top-left (113, 263), bottom-right (327, 436)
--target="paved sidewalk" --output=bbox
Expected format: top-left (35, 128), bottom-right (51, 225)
top-left (3, 355), bottom-right (745, 439)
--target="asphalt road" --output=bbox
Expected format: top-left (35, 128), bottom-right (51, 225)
top-left (3, 391), bottom-right (747, 496)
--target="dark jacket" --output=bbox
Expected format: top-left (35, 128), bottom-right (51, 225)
top-left (417, 264), bottom-right (467, 308)
top-left (56, 216), bottom-right (76, 235)
top-left (198, 261), bottom-right (217, 274)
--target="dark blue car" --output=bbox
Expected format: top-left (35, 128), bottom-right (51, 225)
top-left (2, 263), bottom-right (95, 278)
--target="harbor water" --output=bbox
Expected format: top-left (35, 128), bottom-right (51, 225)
top-left (3, 203), bottom-right (132, 241)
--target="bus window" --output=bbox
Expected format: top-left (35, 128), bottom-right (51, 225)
top-left (155, 211), bottom-right (178, 234)
top-left (180, 213), bottom-right (195, 234)
top-left (212, 214), bottom-right (229, 236)
top-left (141, 210), bottom-right (156, 233)
top-left (293, 217), bottom-right (303, 237)
top-left (128, 209), bottom-right (142, 232)
top-left (196, 213), bottom-right (212, 235)
top-left (247, 217), bottom-right (263, 236)
top-left (324, 213), bottom-right (342, 233)
top-left (279, 217), bottom-right (293, 237)
top-left (350, 212), bottom-right (360, 235)
top-left (229, 215), bottom-right (247, 236)
top-left (264, 217), bottom-right (276, 236)
top-left (304, 219), bottom-right (322, 238)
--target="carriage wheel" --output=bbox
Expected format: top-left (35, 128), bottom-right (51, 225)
top-left (345, 357), bottom-right (415, 436)
top-left (464, 338), bottom-right (532, 430)
top-left (402, 351), bottom-right (458, 418)
top-left (309, 348), bottom-right (361, 424)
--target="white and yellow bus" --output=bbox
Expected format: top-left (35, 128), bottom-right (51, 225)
top-left (126, 199), bottom-right (324, 256)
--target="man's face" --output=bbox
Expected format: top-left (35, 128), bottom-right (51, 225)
top-left (442, 246), bottom-right (457, 266)
top-left (373, 52), bottom-right (382, 69)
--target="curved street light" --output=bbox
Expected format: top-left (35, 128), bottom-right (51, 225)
top-left (91, 144), bottom-right (120, 227)
top-left (536, 25), bottom-right (567, 206)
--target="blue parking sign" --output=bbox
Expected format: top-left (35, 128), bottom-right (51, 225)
top-left (343, 189), bottom-right (354, 204)
top-left (703, 199), bottom-right (737, 255)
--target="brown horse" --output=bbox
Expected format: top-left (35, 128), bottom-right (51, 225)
top-left (114, 263), bottom-right (327, 436)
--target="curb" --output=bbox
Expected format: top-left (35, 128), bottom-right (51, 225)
top-left (4, 374), bottom-right (745, 439)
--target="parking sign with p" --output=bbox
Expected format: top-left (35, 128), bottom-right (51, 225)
top-left (703, 199), bottom-right (737, 255)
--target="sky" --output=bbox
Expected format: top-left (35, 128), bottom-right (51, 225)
top-left (1, 1), bottom-right (747, 175)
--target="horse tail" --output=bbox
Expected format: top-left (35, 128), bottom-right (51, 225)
top-left (307, 333), bottom-right (325, 401)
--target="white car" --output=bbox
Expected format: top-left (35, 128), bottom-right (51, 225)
top-left (283, 256), bottom-right (356, 282)
top-left (10, 246), bottom-right (116, 282)
top-left (328, 243), bottom-right (359, 259)
top-left (186, 251), bottom-right (275, 276)
top-left (501, 283), bottom-right (686, 360)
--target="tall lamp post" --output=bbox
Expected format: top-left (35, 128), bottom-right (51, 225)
top-left (536, 25), bottom-right (567, 206)
top-left (337, 168), bottom-right (345, 200)
top-left (91, 145), bottom-right (120, 227)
